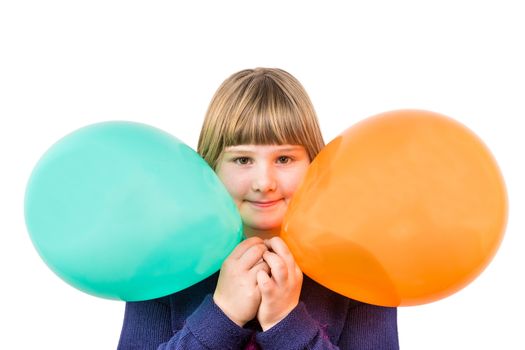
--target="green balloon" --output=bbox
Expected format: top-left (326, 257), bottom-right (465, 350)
top-left (24, 121), bottom-right (242, 301)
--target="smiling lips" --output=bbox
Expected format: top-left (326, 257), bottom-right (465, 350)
top-left (247, 199), bottom-right (282, 208)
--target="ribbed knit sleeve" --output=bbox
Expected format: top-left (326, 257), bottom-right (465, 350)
top-left (181, 294), bottom-right (253, 349)
top-left (254, 278), bottom-right (399, 350)
top-left (256, 302), bottom-right (333, 350)
top-left (118, 294), bottom-right (253, 350)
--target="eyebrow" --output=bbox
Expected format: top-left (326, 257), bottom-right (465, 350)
top-left (223, 146), bottom-right (305, 154)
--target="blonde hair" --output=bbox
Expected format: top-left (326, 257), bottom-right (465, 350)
top-left (197, 68), bottom-right (325, 169)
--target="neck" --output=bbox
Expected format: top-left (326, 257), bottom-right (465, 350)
top-left (243, 227), bottom-right (281, 240)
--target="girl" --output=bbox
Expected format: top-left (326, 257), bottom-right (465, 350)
top-left (118, 68), bottom-right (399, 349)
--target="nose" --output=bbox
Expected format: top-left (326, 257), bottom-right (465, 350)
top-left (251, 164), bottom-right (277, 192)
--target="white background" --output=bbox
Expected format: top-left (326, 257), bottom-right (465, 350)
top-left (1, 1), bottom-right (523, 349)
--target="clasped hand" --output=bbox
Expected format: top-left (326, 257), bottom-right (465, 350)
top-left (213, 236), bottom-right (303, 331)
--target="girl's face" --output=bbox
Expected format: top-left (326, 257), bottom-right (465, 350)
top-left (215, 144), bottom-right (310, 239)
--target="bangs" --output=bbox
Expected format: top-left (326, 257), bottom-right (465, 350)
top-left (226, 110), bottom-right (306, 147)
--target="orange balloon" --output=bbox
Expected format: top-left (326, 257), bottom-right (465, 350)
top-left (281, 109), bottom-right (507, 307)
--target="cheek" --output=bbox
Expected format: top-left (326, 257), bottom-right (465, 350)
top-left (219, 174), bottom-right (248, 201)
top-left (216, 164), bottom-right (241, 199)
top-left (282, 167), bottom-right (309, 197)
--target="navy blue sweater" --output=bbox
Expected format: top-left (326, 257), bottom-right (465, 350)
top-left (118, 272), bottom-right (398, 349)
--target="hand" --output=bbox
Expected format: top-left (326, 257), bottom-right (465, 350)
top-left (256, 237), bottom-right (303, 331)
top-left (213, 237), bottom-right (270, 327)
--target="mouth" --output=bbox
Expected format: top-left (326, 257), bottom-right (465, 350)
top-left (246, 199), bottom-right (283, 208)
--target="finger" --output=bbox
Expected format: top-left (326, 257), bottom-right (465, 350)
top-left (265, 237), bottom-right (297, 275)
top-left (262, 251), bottom-right (288, 285)
top-left (238, 243), bottom-right (268, 269)
top-left (295, 265), bottom-right (303, 284)
top-left (265, 237), bottom-right (293, 260)
top-left (295, 263), bottom-right (302, 277)
top-left (228, 236), bottom-right (265, 260)
top-left (256, 270), bottom-right (276, 296)
top-left (251, 260), bottom-right (270, 277)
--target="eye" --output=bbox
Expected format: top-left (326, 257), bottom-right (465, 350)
top-left (233, 156), bottom-right (251, 165)
top-left (277, 156), bottom-right (292, 164)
